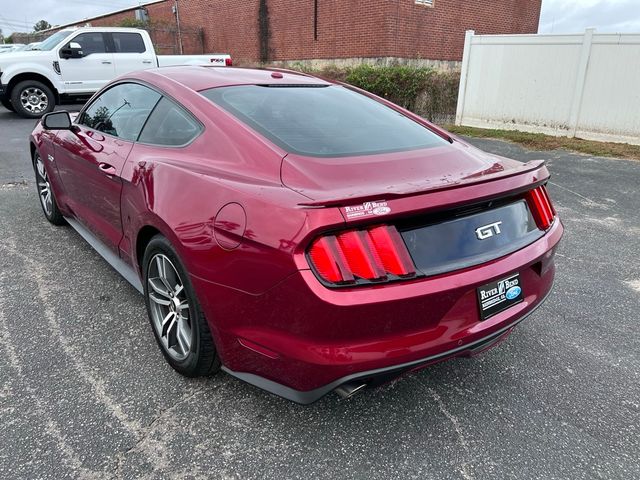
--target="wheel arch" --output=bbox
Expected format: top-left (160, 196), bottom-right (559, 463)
top-left (136, 225), bottom-right (162, 272)
top-left (7, 73), bottom-right (60, 104)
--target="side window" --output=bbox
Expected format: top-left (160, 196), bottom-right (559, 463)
top-left (112, 33), bottom-right (146, 53)
top-left (67, 32), bottom-right (107, 55)
top-left (138, 98), bottom-right (202, 146)
top-left (80, 83), bottom-right (161, 141)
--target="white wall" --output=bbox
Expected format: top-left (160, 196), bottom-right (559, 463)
top-left (455, 30), bottom-right (640, 145)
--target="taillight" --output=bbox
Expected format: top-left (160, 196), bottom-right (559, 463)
top-left (225, 57), bottom-right (233, 66)
top-left (526, 185), bottom-right (556, 230)
top-left (308, 236), bottom-right (351, 283)
top-left (367, 225), bottom-right (416, 276)
top-left (308, 225), bottom-right (417, 286)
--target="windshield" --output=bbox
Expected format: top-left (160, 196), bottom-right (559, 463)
top-left (34, 30), bottom-right (73, 51)
top-left (201, 85), bottom-right (447, 157)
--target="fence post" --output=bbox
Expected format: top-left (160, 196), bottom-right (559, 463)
top-left (455, 30), bottom-right (474, 126)
top-left (568, 28), bottom-right (595, 137)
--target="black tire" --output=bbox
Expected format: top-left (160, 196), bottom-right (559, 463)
top-left (0, 96), bottom-right (15, 112)
top-left (143, 235), bottom-right (220, 377)
top-left (11, 80), bottom-right (55, 119)
top-left (33, 152), bottom-right (65, 226)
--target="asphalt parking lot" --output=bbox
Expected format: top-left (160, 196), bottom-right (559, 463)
top-left (0, 105), bottom-right (638, 480)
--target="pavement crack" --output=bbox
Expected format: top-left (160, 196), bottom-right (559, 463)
top-left (0, 271), bottom-right (107, 480)
top-left (548, 181), bottom-right (607, 208)
top-left (113, 386), bottom-right (213, 479)
top-left (418, 378), bottom-right (474, 480)
top-left (624, 279), bottom-right (640, 293)
top-left (1, 234), bottom-right (220, 479)
top-left (0, 180), bottom-right (29, 190)
top-left (0, 239), bottom-right (143, 434)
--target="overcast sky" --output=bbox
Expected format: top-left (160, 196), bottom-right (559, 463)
top-left (1, 0), bottom-right (639, 36)
top-left (0, 0), bottom-right (145, 35)
top-left (539, 0), bottom-right (640, 33)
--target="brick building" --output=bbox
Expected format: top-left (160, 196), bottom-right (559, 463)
top-left (40, 0), bottom-right (542, 67)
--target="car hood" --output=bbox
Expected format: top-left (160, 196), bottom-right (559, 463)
top-left (0, 50), bottom-right (50, 63)
top-left (281, 140), bottom-right (542, 206)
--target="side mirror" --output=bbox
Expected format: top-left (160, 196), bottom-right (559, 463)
top-left (42, 111), bottom-right (72, 130)
top-left (60, 42), bottom-right (84, 59)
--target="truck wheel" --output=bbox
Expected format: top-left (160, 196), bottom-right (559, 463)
top-left (0, 97), bottom-right (15, 112)
top-left (11, 80), bottom-right (55, 119)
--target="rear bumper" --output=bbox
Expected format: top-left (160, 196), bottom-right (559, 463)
top-left (222, 291), bottom-right (548, 404)
top-left (192, 219), bottom-right (563, 403)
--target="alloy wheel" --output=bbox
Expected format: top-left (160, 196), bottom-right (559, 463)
top-left (35, 155), bottom-right (53, 216)
top-left (147, 254), bottom-right (192, 361)
top-left (20, 87), bottom-right (49, 114)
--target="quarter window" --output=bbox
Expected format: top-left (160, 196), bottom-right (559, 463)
top-left (112, 33), bottom-right (146, 53)
top-left (66, 32), bottom-right (107, 55)
top-left (138, 98), bottom-right (202, 146)
top-left (80, 83), bottom-right (161, 141)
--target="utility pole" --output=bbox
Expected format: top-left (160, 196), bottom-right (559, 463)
top-left (173, 0), bottom-right (184, 54)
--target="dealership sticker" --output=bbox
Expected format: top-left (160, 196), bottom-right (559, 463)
top-left (476, 273), bottom-right (524, 320)
top-left (344, 200), bottom-right (391, 219)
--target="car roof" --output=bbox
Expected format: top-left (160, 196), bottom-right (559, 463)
top-left (131, 66), bottom-right (333, 92)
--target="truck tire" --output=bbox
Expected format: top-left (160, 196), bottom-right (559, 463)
top-left (0, 97), bottom-right (15, 112)
top-left (11, 80), bottom-right (55, 119)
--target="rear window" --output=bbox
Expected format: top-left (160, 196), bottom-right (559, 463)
top-left (112, 32), bottom-right (146, 53)
top-left (200, 85), bottom-right (447, 157)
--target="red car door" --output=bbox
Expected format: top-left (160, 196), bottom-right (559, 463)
top-left (54, 128), bottom-right (133, 251)
top-left (53, 82), bottom-right (161, 253)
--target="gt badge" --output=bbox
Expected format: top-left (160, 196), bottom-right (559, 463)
top-left (475, 221), bottom-right (502, 240)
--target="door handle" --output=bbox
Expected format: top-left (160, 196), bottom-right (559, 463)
top-left (102, 61), bottom-right (112, 65)
top-left (98, 162), bottom-right (117, 176)
top-left (142, 60), bottom-right (153, 64)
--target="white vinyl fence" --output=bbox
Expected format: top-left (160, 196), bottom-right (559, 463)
top-left (455, 29), bottom-right (640, 145)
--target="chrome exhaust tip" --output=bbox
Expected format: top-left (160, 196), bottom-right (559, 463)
top-left (334, 382), bottom-right (368, 399)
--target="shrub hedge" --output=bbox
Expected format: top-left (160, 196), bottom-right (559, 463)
top-left (289, 63), bottom-right (460, 124)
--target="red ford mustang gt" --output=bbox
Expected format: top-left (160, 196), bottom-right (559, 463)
top-left (30, 67), bottom-right (563, 404)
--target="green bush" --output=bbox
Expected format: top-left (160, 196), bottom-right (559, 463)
top-left (290, 64), bottom-right (460, 123)
top-left (119, 18), bottom-right (149, 29)
top-left (346, 64), bottom-right (429, 110)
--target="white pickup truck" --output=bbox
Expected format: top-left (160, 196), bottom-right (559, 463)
top-left (0, 27), bottom-right (232, 118)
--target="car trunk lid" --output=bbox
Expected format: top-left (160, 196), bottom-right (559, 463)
top-left (281, 143), bottom-right (543, 207)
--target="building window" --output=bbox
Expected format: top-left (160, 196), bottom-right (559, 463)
top-left (415, 0), bottom-right (434, 6)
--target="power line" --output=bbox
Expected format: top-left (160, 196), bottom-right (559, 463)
top-left (0, 1), bottom-right (150, 33)
top-left (0, 21), bottom-right (33, 28)
top-left (0, 16), bottom-right (38, 24)
top-left (0, 17), bottom-right (32, 28)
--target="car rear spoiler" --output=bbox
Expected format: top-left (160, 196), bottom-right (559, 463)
top-left (297, 160), bottom-right (548, 208)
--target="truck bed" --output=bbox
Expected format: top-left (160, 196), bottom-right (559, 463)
top-left (157, 54), bottom-right (231, 67)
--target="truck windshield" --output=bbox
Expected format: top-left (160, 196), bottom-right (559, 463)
top-left (33, 30), bottom-right (74, 51)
